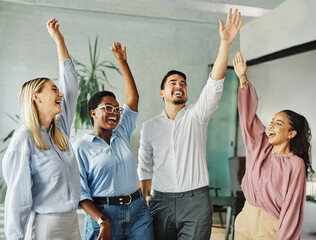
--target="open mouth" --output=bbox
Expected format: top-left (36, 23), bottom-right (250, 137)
top-left (108, 117), bottom-right (117, 123)
top-left (173, 90), bottom-right (183, 97)
top-left (55, 100), bottom-right (62, 107)
top-left (269, 131), bottom-right (276, 137)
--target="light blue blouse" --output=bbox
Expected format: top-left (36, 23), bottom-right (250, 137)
top-left (73, 104), bottom-right (140, 201)
top-left (2, 58), bottom-right (81, 240)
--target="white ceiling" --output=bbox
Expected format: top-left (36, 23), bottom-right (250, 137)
top-left (157, 0), bottom-right (288, 17)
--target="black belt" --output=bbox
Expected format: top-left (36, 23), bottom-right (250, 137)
top-left (93, 189), bottom-right (142, 205)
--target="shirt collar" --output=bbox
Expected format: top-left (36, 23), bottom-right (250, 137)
top-left (160, 110), bottom-right (168, 119)
top-left (83, 133), bottom-right (97, 142)
top-left (40, 124), bottom-right (53, 133)
top-left (159, 107), bottom-right (186, 120)
top-left (83, 132), bottom-right (118, 143)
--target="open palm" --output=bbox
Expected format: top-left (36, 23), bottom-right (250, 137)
top-left (111, 41), bottom-right (127, 62)
top-left (233, 52), bottom-right (247, 79)
top-left (219, 9), bottom-right (243, 44)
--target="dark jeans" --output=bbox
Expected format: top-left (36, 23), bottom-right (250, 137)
top-left (84, 197), bottom-right (153, 240)
top-left (149, 186), bottom-right (213, 240)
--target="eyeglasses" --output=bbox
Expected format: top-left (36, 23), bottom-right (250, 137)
top-left (95, 105), bottom-right (124, 114)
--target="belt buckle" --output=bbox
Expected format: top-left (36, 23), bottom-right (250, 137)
top-left (123, 193), bottom-right (132, 205)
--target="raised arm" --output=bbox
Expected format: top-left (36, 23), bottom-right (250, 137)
top-left (211, 9), bottom-right (243, 80)
top-left (47, 19), bottom-right (78, 136)
top-left (47, 18), bottom-right (70, 60)
top-left (233, 51), bottom-right (248, 87)
top-left (111, 41), bottom-right (139, 112)
top-left (234, 52), bottom-right (269, 163)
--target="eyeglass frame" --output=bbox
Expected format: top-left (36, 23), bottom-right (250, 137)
top-left (94, 104), bottom-right (124, 114)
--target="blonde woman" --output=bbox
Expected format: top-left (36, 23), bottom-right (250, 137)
top-left (2, 19), bottom-right (81, 239)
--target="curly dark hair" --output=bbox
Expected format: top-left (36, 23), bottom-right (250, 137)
top-left (282, 110), bottom-right (314, 177)
top-left (87, 91), bottom-right (116, 126)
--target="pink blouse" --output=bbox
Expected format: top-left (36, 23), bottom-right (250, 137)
top-left (238, 82), bottom-right (306, 240)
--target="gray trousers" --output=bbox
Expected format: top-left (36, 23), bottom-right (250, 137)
top-left (149, 186), bottom-right (213, 240)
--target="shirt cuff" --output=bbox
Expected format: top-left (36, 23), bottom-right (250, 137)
top-left (207, 74), bottom-right (224, 91)
top-left (137, 169), bottom-right (153, 181)
top-left (208, 74), bottom-right (224, 84)
top-left (80, 193), bottom-right (93, 202)
top-left (59, 58), bottom-right (75, 72)
top-left (123, 104), bottom-right (138, 117)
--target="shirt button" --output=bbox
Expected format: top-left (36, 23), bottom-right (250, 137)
top-left (258, 180), bottom-right (261, 184)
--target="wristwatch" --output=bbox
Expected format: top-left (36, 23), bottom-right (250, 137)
top-left (97, 215), bottom-right (109, 226)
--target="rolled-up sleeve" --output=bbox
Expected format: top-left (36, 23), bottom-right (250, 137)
top-left (73, 142), bottom-right (93, 202)
top-left (3, 149), bottom-right (32, 240)
top-left (115, 104), bottom-right (138, 143)
top-left (137, 122), bottom-right (154, 181)
top-left (56, 58), bottom-right (79, 137)
top-left (137, 123), bottom-right (154, 181)
top-left (190, 75), bottom-right (224, 123)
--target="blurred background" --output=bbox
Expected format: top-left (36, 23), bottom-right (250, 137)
top-left (0, 0), bottom-right (315, 239)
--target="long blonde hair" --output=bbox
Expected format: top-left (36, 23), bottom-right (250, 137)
top-left (19, 78), bottom-right (68, 151)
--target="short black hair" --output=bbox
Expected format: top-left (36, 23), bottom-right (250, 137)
top-left (87, 91), bottom-right (116, 126)
top-left (160, 70), bottom-right (186, 90)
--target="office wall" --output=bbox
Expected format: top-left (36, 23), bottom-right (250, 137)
top-left (0, 1), bottom-right (240, 163)
top-left (240, 0), bottom-right (316, 60)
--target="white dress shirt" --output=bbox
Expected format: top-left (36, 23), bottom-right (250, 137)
top-left (137, 75), bottom-right (224, 192)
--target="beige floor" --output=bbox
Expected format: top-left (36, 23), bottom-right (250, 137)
top-left (211, 226), bottom-right (231, 240)
top-left (210, 211), bottom-right (232, 240)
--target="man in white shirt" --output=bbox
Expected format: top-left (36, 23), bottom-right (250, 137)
top-left (137, 9), bottom-right (243, 240)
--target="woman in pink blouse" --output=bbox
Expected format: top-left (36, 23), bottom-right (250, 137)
top-left (233, 52), bottom-right (314, 240)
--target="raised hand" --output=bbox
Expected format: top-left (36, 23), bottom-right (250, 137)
top-left (219, 9), bottom-right (243, 44)
top-left (46, 18), bottom-right (69, 60)
top-left (109, 41), bottom-right (138, 111)
top-left (47, 18), bottom-right (64, 44)
top-left (233, 51), bottom-right (248, 86)
top-left (110, 41), bottom-right (127, 62)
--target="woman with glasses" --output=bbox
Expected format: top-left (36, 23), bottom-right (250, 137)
top-left (233, 51), bottom-right (313, 239)
top-left (2, 19), bottom-right (81, 239)
top-left (73, 42), bottom-right (153, 240)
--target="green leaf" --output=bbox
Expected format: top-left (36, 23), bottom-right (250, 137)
top-left (1, 130), bottom-right (15, 143)
top-left (72, 35), bottom-right (122, 129)
top-left (5, 113), bottom-right (20, 124)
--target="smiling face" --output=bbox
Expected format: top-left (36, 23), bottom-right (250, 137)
top-left (91, 96), bottom-right (121, 131)
top-left (268, 111), bottom-right (297, 149)
top-left (33, 80), bottom-right (64, 118)
top-left (160, 74), bottom-right (188, 105)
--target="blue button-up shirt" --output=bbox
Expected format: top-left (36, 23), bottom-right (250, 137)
top-left (2, 58), bottom-right (81, 240)
top-left (73, 104), bottom-right (140, 201)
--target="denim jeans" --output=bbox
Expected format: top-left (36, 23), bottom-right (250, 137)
top-left (84, 197), bottom-right (153, 240)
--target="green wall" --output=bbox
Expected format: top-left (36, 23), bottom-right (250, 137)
top-left (206, 68), bottom-right (239, 196)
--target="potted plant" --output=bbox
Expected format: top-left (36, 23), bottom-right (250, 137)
top-left (73, 36), bottom-right (121, 129)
